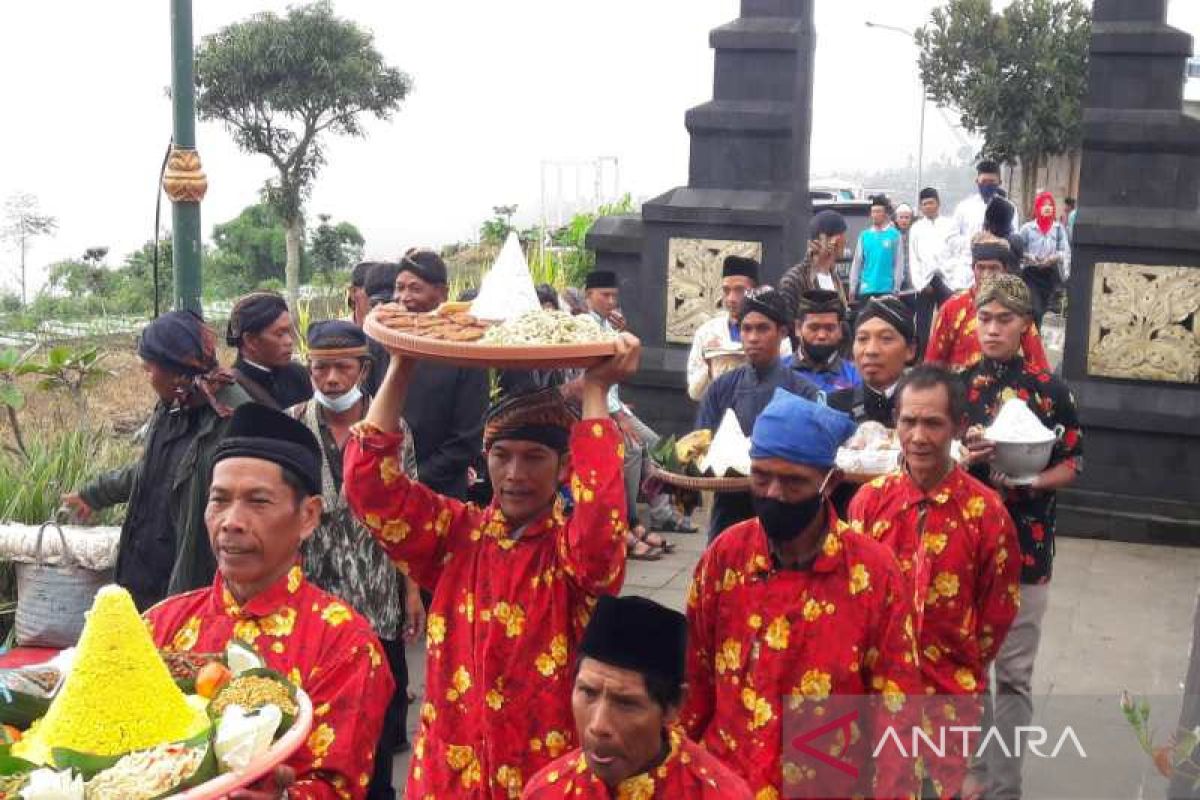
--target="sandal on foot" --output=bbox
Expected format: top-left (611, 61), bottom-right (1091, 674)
top-left (633, 525), bottom-right (674, 554)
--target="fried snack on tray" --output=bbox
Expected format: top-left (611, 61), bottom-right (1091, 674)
top-left (373, 303), bottom-right (492, 342)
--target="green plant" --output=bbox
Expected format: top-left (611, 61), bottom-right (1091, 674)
top-left (34, 346), bottom-right (111, 424)
top-left (1121, 691), bottom-right (1200, 786)
top-left (0, 346), bottom-right (39, 458)
top-left (0, 429), bottom-right (133, 525)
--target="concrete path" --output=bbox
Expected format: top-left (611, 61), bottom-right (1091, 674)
top-left (388, 531), bottom-right (1200, 798)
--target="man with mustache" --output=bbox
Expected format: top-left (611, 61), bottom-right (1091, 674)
top-left (522, 595), bottom-right (751, 799)
top-left (681, 389), bottom-right (921, 799)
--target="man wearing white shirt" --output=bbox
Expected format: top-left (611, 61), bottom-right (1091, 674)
top-left (951, 160), bottom-right (1020, 291)
top-left (909, 187), bottom-right (958, 356)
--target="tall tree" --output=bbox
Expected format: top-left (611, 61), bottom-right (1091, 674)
top-left (195, 1), bottom-right (410, 308)
top-left (308, 213), bottom-right (364, 279)
top-left (1, 193), bottom-right (58, 305)
top-left (916, 0), bottom-right (1091, 204)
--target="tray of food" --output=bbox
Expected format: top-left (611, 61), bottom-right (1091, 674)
top-left (835, 421), bottom-right (967, 483)
top-left (650, 411), bottom-right (753, 493)
top-left (0, 586), bottom-right (312, 800)
top-left (365, 303), bottom-right (618, 369)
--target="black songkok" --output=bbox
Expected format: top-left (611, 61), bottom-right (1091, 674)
top-left (856, 295), bottom-right (916, 345)
top-left (399, 248), bottom-right (449, 286)
top-left (739, 286), bottom-right (792, 327)
top-left (809, 210), bottom-right (848, 241)
top-left (579, 595), bottom-right (687, 687)
top-left (482, 387), bottom-right (578, 453)
top-left (721, 255), bottom-right (760, 283)
top-left (226, 292), bottom-right (289, 347)
top-left (584, 270), bottom-right (619, 290)
top-left (139, 310), bottom-right (218, 377)
top-left (796, 288), bottom-right (845, 320)
top-left (214, 403), bottom-right (322, 496)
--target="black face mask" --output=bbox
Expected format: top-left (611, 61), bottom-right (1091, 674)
top-left (804, 341), bottom-right (838, 363)
top-left (753, 493), bottom-right (824, 544)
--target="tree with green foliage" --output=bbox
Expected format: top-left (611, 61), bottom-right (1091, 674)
top-left (210, 202), bottom-right (289, 290)
top-left (195, 1), bottom-right (411, 309)
top-left (916, 0), bottom-right (1091, 204)
top-left (309, 213), bottom-right (364, 279)
top-left (1, 192), bottom-right (57, 306)
top-left (480, 205), bottom-right (519, 247)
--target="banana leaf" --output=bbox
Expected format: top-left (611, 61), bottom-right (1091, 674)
top-left (0, 746), bottom-right (36, 776)
top-left (51, 748), bottom-right (120, 780)
top-left (649, 435), bottom-right (679, 472)
top-left (148, 739), bottom-right (217, 800)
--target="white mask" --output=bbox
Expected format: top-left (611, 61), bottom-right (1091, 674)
top-left (314, 385), bottom-right (363, 414)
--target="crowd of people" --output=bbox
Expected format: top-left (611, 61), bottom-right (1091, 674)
top-left (59, 160), bottom-right (1084, 799)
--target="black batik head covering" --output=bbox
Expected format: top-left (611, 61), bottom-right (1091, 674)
top-left (214, 403), bottom-right (322, 496)
top-left (482, 387), bottom-right (578, 453)
top-left (139, 310), bottom-right (239, 417)
top-left (739, 286), bottom-right (792, 327)
top-left (226, 292), bottom-right (289, 347)
top-left (797, 288), bottom-right (846, 321)
top-left (855, 295), bottom-right (916, 345)
top-left (579, 595), bottom-right (687, 687)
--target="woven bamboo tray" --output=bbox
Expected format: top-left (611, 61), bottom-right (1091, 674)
top-left (651, 465), bottom-right (751, 493)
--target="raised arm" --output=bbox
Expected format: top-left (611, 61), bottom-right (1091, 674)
top-left (558, 334), bottom-right (641, 595)
top-left (344, 355), bottom-right (472, 590)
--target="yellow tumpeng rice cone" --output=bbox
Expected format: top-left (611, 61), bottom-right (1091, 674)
top-left (14, 585), bottom-right (208, 764)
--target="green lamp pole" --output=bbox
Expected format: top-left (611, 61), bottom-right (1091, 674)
top-left (164, 0), bottom-right (207, 314)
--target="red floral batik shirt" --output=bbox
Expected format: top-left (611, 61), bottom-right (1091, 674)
top-left (343, 419), bottom-right (627, 800)
top-left (681, 507), bottom-right (922, 800)
top-left (522, 727), bottom-right (753, 799)
top-left (849, 467), bottom-right (1021, 797)
top-left (926, 289), bottom-right (1050, 373)
top-left (146, 566), bottom-right (394, 800)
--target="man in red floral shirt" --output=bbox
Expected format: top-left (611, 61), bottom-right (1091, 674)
top-left (925, 236), bottom-right (1050, 373)
top-left (343, 336), bottom-right (640, 799)
top-left (960, 273), bottom-right (1082, 799)
top-left (147, 403), bottom-right (394, 800)
top-left (682, 388), bottom-right (922, 799)
top-left (849, 365), bottom-right (1020, 797)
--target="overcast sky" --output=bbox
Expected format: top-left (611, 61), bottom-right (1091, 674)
top-left (0, 1), bottom-right (1196, 294)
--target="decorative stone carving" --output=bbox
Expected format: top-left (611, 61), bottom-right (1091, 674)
top-left (665, 238), bottom-right (762, 344)
top-left (1087, 262), bottom-right (1200, 383)
top-left (162, 147), bottom-right (208, 203)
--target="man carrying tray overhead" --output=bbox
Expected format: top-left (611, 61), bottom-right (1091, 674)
top-left (146, 403), bottom-right (394, 800)
top-left (344, 333), bottom-right (641, 800)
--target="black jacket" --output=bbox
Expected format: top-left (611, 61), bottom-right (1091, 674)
top-left (827, 383), bottom-right (896, 427)
top-left (234, 356), bottom-right (313, 410)
top-left (402, 361), bottom-right (490, 500)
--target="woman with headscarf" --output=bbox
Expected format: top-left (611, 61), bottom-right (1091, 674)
top-left (1018, 191), bottom-right (1071, 328)
top-left (62, 311), bottom-right (252, 610)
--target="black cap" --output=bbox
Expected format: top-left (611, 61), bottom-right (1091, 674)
top-left (364, 262), bottom-right (403, 305)
top-left (579, 595), bottom-right (687, 687)
top-left (399, 248), bottom-right (449, 286)
top-left (214, 404), bottom-right (322, 497)
top-left (809, 210), bottom-right (847, 241)
top-left (721, 255), bottom-right (760, 282)
top-left (984, 197), bottom-right (1016, 237)
top-left (584, 270), bottom-right (618, 290)
top-left (226, 292), bottom-right (289, 347)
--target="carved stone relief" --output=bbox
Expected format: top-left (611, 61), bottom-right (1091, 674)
top-left (1087, 262), bottom-right (1200, 383)
top-left (665, 238), bottom-right (762, 344)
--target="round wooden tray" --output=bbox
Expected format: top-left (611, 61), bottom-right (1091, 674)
top-left (365, 312), bottom-right (618, 369)
top-left (180, 690), bottom-right (313, 799)
top-left (651, 466), bottom-right (751, 493)
top-left (841, 471), bottom-right (892, 484)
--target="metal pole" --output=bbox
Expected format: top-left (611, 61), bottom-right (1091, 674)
top-left (917, 90), bottom-right (927, 195)
top-left (166, 0), bottom-right (206, 314)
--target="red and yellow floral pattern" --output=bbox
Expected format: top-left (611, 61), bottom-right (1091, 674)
top-left (146, 566), bottom-right (392, 799)
top-left (925, 288), bottom-right (1051, 373)
top-left (681, 508), bottom-right (922, 798)
top-left (522, 728), bottom-right (753, 799)
top-left (344, 419), bottom-right (627, 800)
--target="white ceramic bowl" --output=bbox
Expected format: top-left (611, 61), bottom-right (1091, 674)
top-left (991, 437), bottom-right (1056, 482)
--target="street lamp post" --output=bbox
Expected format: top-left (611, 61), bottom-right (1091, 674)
top-left (865, 21), bottom-right (926, 196)
top-left (163, 0), bottom-right (207, 315)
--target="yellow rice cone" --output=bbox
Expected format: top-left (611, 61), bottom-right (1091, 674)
top-left (15, 585), bottom-right (206, 762)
